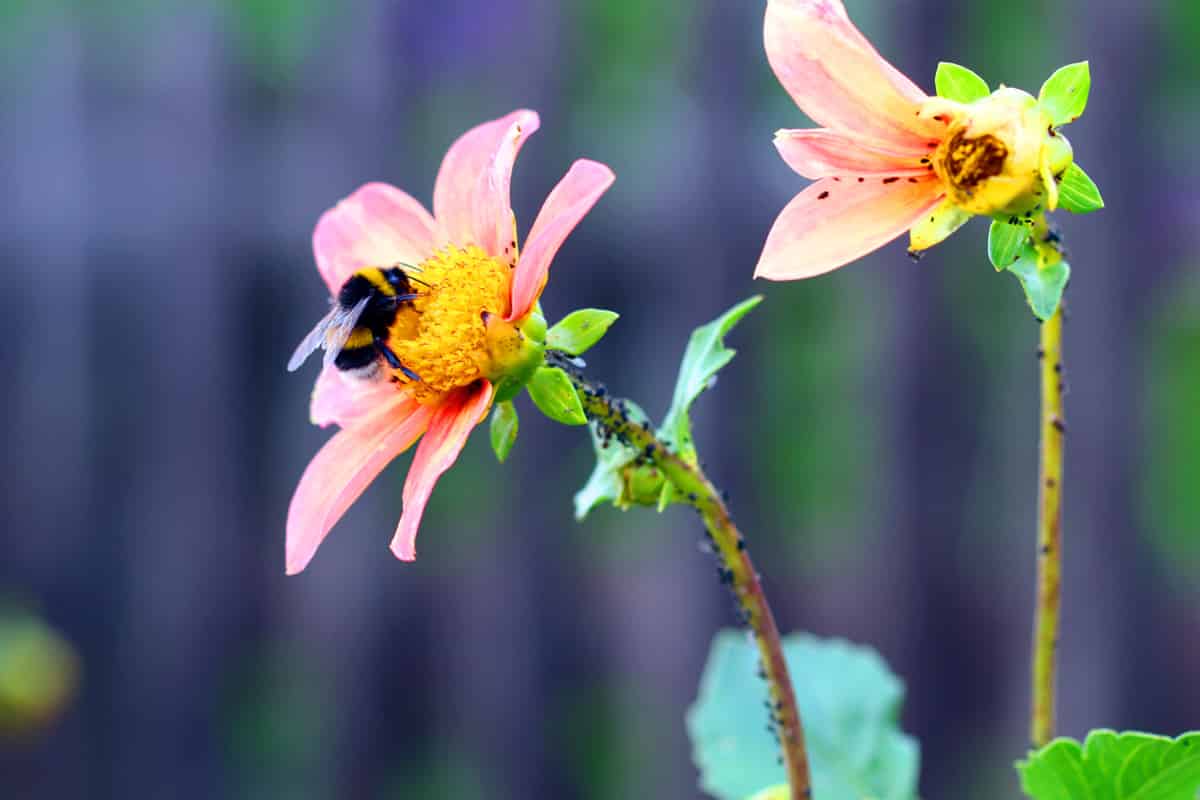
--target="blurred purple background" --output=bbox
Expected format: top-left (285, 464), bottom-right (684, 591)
top-left (2, 1), bottom-right (1199, 797)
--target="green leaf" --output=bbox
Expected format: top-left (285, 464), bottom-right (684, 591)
top-left (934, 61), bottom-right (990, 103)
top-left (1039, 61), bottom-right (1091, 126)
top-left (659, 295), bottom-right (761, 460)
top-left (546, 309), bottom-right (620, 355)
top-left (744, 786), bottom-right (788, 800)
top-left (1017, 730), bottom-right (1200, 800)
top-left (1008, 244), bottom-right (1070, 321)
top-left (988, 219), bottom-right (1029, 271)
top-left (1057, 162), bottom-right (1105, 214)
top-left (574, 400), bottom-right (652, 520)
top-left (686, 630), bottom-right (919, 800)
top-left (527, 367), bottom-right (587, 426)
top-left (489, 401), bottom-right (518, 463)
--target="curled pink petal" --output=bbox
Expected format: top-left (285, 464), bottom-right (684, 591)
top-left (310, 365), bottom-right (411, 429)
top-left (312, 182), bottom-right (439, 295)
top-left (433, 110), bottom-right (540, 259)
top-left (774, 129), bottom-right (929, 179)
top-left (390, 381), bottom-right (494, 562)
top-left (286, 398), bottom-right (434, 575)
top-left (508, 159), bottom-right (615, 321)
top-left (764, 0), bottom-right (942, 149)
top-left (755, 176), bottom-right (943, 280)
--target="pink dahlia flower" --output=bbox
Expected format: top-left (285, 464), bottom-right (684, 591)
top-left (286, 110), bottom-right (614, 574)
top-left (757, 0), bottom-right (1073, 280)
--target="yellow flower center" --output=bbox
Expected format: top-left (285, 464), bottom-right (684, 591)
top-left (938, 131), bottom-right (1008, 192)
top-left (388, 245), bottom-right (513, 403)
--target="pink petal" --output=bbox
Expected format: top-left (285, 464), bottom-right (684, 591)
top-left (764, 0), bottom-right (943, 150)
top-left (389, 380), bottom-right (494, 562)
top-left (310, 365), bottom-right (411, 429)
top-left (286, 399), bottom-right (434, 575)
top-left (432, 110), bottom-right (540, 260)
top-left (507, 159), bottom-right (615, 321)
top-left (755, 176), bottom-right (943, 280)
top-left (313, 182), bottom-right (439, 295)
top-left (774, 128), bottom-right (930, 179)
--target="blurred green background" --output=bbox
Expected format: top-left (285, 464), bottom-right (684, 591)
top-left (1, 0), bottom-right (1198, 797)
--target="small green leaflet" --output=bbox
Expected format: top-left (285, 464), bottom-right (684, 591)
top-left (1017, 729), bottom-right (1200, 800)
top-left (1008, 244), bottom-right (1070, 321)
top-left (934, 61), bottom-right (990, 103)
top-left (546, 308), bottom-right (620, 355)
top-left (489, 401), bottom-right (518, 463)
top-left (657, 296), bottom-right (762, 508)
top-left (988, 219), bottom-right (1029, 271)
top-left (1057, 163), bottom-right (1105, 214)
top-left (686, 630), bottom-right (920, 800)
top-left (574, 400), bottom-right (652, 520)
top-left (1039, 61), bottom-right (1091, 126)
top-left (527, 366), bottom-right (587, 426)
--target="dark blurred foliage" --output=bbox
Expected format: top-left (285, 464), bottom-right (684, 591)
top-left (1, 1), bottom-right (1198, 798)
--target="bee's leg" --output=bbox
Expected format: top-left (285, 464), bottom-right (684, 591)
top-left (374, 336), bottom-right (422, 383)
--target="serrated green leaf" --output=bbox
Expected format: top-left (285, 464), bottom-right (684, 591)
top-left (934, 61), bottom-right (990, 103)
top-left (1017, 729), bottom-right (1200, 800)
top-left (527, 367), bottom-right (587, 426)
top-left (659, 295), bottom-right (762, 471)
top-left (687, 631), bottom-right (919, 800)
top-left (988, 219), bottom-right (1029, 271)
top-left (1008, 244), bottom-right (1070, 321)
top-left (1057, 163), bottom-right (1105, 214)
top-left (546, 309), bottom-right (620, 355)
top-left (574, 400), bottom-right (652, 520)
top-left (1039, 61), bottom-right (1091, 126)
top-left (489, 401), bottom-right (518, 463)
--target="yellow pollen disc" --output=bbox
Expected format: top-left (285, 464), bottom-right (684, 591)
top-left (388, 245), bottom-right (512, 403)
top-left (937, 131), bottom-right (1007, 192)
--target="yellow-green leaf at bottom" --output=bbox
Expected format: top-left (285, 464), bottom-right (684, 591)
top-left (1017, 729), bottom-right (1200, 800)
top-left (909, 199), bottom-right (972, 252)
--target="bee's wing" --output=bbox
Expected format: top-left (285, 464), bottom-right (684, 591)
top-left (320, 295), bottom-right (372, 369)
top-left (286, 295), bottom-right (371, 373)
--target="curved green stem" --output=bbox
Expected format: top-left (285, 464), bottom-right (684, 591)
top-left (1030, 216), bottom-right (1066, 747)
top-left (555, 355), bottom-right (812, 799)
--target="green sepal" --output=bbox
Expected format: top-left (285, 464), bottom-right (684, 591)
top-left (656, 296), bottom-right (762, 506)
top-left (687, 630), bottom-right (920, 800)
top-left (934, 61), bottom-right (990, 103)
top-left (488, 401), bottom-right (518, 463)
top-left (546, 309), bottom-right (619, 355)
top-left (574, 400), bottom-right (653, 520)
top-left (745, 786), bottom-right (788, 800)
top-left (526, 366), bottom-right (587, 426)
top-left (1057, 162), bottom-right (1104, 214)
top-left (988, 219), bottom-right (1029, 271)
top-left (1008, 244), bottom-right (1070, 321)
top-left (1016, 729), bottom-right (1200, 800)
top-left (1038, 61), bottom-right (1091, 126)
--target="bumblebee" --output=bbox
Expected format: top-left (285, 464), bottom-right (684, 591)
top-left (287, 266), bottom-right (424, 381)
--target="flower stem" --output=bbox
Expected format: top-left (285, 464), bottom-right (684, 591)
top-left (1030, 216), bottom-right (1066, 748)
top-left (553, 354), bottom-right (812, 799)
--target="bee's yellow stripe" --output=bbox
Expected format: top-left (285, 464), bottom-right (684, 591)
top-left (356, 267), bottom-right (396, 296)
top-left (344, 327), bottom-right (375, 349)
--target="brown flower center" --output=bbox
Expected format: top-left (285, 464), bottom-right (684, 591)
top-left (939, 131), bottom-right (1008, 190)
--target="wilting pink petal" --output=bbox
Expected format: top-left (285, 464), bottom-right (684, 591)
top-left (313, 182), bottom-right (440, 295)
top-left (507, 159), bottom-right (615, 321)
top-left (310, 365), bottom-right (412, 428)
top-left (390, 381), bottom-right (494, 562)
top-left (755, 176), bottom-right (943, 280)
top-left (433, 110), bottom-right (540, 260)
top-left (286, 399), bottom-right (434, 575)
top-left (774, 129), bottom-right (929, 179)
top-left (764, 0), bottom-right (942, 149)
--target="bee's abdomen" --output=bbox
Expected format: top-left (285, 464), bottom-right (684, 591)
top-left (334, 344), bottom-right (377, 372)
